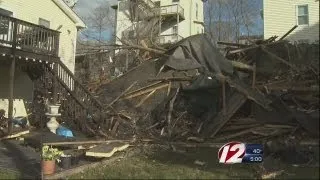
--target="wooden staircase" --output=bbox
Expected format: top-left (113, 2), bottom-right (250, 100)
top-left (33, 59), bottom-right (105, 136)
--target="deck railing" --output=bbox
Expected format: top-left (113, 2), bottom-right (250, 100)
top-left (0, 14), bottom-right (60, 56)
top-left (160, 4), bottom-right (184, 18)
top-left (156, 34), bottom-right (183, 44)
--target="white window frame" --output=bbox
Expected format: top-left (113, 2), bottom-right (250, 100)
top-left (172, 25), bottom-right (178, 34)
top-left (0, 7), bottom-right (15, 45)
top-left (296, 4), bottom-right (309, 26)
top-left (196, 3), bottom-right (199, 20)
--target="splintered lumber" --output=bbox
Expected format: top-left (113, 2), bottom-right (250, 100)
top-left (168, 88), bottom-right (180, 136)
top-left (217, 41), bottom-right (250, 48)
top-left (108, 81), bottom-right (138, 106)
top-left (228, 40), bottom-right (284, 54)
top-left (0, 129), bottom-right (30, 140)
top-left (135, 90), bottom-right (157, 107)
top-left (230, 61), bottom-right (254, 71)
top-left (148, 77), bottom-right (193, 82)
top-left (122, 82), bottom-right (169, 99)
top-left (279, 25), bottom-right (298, 40)
top-left (85, 142), bottom-right (130, 158)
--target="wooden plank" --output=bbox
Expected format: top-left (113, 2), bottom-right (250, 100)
top-left (135, 90), bottom-right (157, 107)
top-left (42, 139), bottom-right (134, 146)
top-left (0, 130), bottom-right (29, 140)
top-left (85, 142), bottom-right (130, 158)
top-left (125, 81), bottom-right (163, 95)
top-left (122, 83), bottom-right (169, 99)
top-left (279, 25), bottom-right (298, 40)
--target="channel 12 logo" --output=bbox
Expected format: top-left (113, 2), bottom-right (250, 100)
top-left (218, 142), bottom-right (263, 164)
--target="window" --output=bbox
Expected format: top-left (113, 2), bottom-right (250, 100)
top-left (0, 8), bottom-right (13, 34)
top-left (172, 25), bottom-right (178, 34)
top-left (155, 1), bottom-right (160, 7)
top-left (196, 3), bottom-right (198, 20)
top-left (202, 28), bottom-right (204, 33)
top-left (297, 5), bottom-right (309, 25)
top-left (172, 0), bottom-right (179, 3)
top-left (39, 18), bottom-right (50, 28)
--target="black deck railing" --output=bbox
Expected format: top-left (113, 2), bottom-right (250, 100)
top-left (0, 14), bottom-right (60, 56)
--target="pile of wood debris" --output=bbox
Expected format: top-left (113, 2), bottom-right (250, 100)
top-left (90, 26), bottom-right (318, 146)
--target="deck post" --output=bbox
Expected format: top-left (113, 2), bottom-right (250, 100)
top-left (8, 19), bottom-right (18, 134)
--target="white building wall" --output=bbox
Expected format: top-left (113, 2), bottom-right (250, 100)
top-left (264, 0), bottom-right (319, 43)
top-left (0, 0), bottom-right (79, 72)
top-left (114, 0), bottom-right (204, 45)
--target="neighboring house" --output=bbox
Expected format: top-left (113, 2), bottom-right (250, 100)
top-left (0, 0), bottom-right (102, 134)
top-left (112, 0), bottom-right (204, 45)
top-left (0, 0), bottom-right (85, 73)
top-left (0, 0), bottom-right (85, 101)
top-left (263, 0), bottom-right (319, 43)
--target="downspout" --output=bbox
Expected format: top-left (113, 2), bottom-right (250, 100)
top-left (190, 0), bottom-right (193, 36)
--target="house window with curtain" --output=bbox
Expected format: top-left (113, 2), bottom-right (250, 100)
top-left (0, 8), bottom-right (13, 35)
top-left (297, 5), bottom-right (309, 25)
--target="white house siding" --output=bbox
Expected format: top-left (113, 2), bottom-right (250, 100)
top-left (115, 0), bottom-right (204, 45)
top-left (263, 0), bottom-right (319, 43)
top-left (0, 0), bottom-right (78, 72)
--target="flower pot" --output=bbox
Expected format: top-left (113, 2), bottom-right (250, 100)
top-left (42, 160), bottom-right (56, 175)
top-left (60, 155), bottom-right (72, 169)
top-left (48, 105), bottom-right (60, 114)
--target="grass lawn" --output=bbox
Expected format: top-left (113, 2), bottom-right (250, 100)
top-left (69, 146), bottom-right (319, 179)
top-left (69, 147), bottom-right (258, 179)
top-left (0, 169), bottom-right (20, 179)
top-left (69, 155), bottom-right (252, 179)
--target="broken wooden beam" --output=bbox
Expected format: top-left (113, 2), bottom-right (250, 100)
top-left (122, 83), bottom-right (169, 99)
top-left (0, 129), bottom-right (30, 140)
top-left (85, 142), bottom-right (130, 158)
top-left (279, 25), bottom-right (298, 40)
top-left (135, 90), bottom-right (157, 107)
top-left (230, 61), bottom-right (254, 71)
top-left (217, 41), bottom-right (250, 48)
top-left (228, 40), bottom-right (285, 55)
top-left (148, 77), bottom-right (193, 82)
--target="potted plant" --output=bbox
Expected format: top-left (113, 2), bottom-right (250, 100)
top-left (41, 145), bottom-right (63, 175)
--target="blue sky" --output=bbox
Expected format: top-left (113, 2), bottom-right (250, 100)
top-left (74, 0), bottom-right (117, 41)
top-left (74, 0), bottom-right (117, 19)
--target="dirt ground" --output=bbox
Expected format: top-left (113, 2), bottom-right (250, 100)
top-left (68, 145), bottom-right (319, 179)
